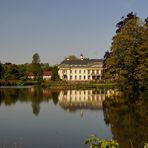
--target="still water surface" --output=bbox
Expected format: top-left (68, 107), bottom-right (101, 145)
top-left (0, 86), bottom-right (147, 148)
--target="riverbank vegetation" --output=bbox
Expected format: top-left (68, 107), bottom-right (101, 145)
top-left (85, 12), bottom-right (148, 148)
top-left (104, 12), bottom-right (148, 90)
top-left (0, 53), bottom-right (59, 85)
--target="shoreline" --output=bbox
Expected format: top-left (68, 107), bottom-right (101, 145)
top-left (0, 79), bottom-right (116, 89)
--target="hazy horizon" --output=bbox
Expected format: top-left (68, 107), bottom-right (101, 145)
top-left (0, 0), bottom-right (147, 65)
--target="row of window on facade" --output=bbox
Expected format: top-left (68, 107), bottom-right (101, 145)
top-left (63, 75), bottom-right (102, 80)
top-left (62, 69), bottom-right (102, 74)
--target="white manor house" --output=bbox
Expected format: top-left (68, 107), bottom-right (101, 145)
top-left (58, 54), bottom-right (103, 81)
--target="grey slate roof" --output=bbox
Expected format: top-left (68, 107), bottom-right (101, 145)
top-left (60, 59), bottom-right (103, 65)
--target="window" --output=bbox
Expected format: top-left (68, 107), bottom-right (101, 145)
top-left (70, 70), bottom-right (72, 73)
top-left (75, 70), bottom-right (77, 74)
top-left (75, 76), bottom-right (77, 80)
top-left (100, 70), bottom-right (102, 74)
top-left (88, 76), bottom-right (90, 80)
top-left (84, 70), bottom-right (85, 73)
top-left (63, 75), bottom-right (67, 80)
top-left (63, 70), bottom-right (66, 73)
top-left (79, 70), bottom-right (81, 74)
top-left (88, 70), bottom-right (90, 74)
top-left (70, 76), bottom-right (72, 80)
top-left (79, 76), bottom-right (81, 80)
top-left (84, 76), bottom-right (86, 80)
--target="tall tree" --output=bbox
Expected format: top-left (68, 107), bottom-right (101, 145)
top-left (135, 19), bottom-right (148, 88)
top-left (105, 12), bottom-right (147, 88)
top-left (51, 66), bottom-right (60, 81)
top-left (0, 61), bottom-right (3, 79)
top-left (31, 53), bottom-right (43, 80)
top-left (103, 51), bottom-right (111, 80)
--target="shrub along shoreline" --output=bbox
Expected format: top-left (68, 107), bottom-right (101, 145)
top-left (0, 79), bottom-right (116, 89)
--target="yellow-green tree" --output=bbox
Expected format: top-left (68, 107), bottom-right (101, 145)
top-left (31, 53), bottom-right (43, 80)
top-left (105, 12), bottom-right (148, 89)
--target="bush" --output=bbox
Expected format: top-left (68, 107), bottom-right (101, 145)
top-left (84, 135), bottom-right (119, 148)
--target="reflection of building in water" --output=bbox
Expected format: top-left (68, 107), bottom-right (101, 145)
top-left (58, 89), bottom-right (106, 111)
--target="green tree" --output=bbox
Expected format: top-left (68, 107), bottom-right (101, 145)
top-left (65, 55), bottom-right (78, 60)
top-left (3, 63), bottom-right (20, 80)
top-left (104, 12), bottom-right (148, 89)
top-left (103, 51), bottom-right (111, 80)
top-left (0, 61), bottom-right (3, 79)
top-left (31, 53), bottom-right (43, 80)
top-left (51, 66), bottom-right (59, 81)
top-left (40, 63), bottom-right (51, 71)
top-left (135, 18), bottom-right (148, 88)
top-left (32, 53), bottom-right (41, 64)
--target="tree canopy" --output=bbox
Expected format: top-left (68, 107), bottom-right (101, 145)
top-left (104, 12), bottom-right (148, 89)
top-left (65, 55), bottom-right (78, 60)
top-left (31, 53), bottom-right (43, 80)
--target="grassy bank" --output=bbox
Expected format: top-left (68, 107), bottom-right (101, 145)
top-left (0, 79), bottom-right (38, 86)
top-left (0, 79), bottom-right (116, 89)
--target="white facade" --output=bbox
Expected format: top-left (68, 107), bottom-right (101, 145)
top-left (58, 59), bottom-right (103, 81)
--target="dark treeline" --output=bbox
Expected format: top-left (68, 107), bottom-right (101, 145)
top-left (0, 53), bottom-right (59, 83)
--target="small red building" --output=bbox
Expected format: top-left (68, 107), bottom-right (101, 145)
top-left (27, 71), bottom-right (52, 80)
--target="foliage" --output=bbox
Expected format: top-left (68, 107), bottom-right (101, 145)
top-left (0, 53), bottom-right (53, 83)
top-left (51, 66), bottom-right (60, 81)
top-left (3, 63), bottom-right (20, 80)
top-left (84, 135), bottom-right (119, 148)
top-left (31, 53), bottom-right (43, 80)
top-left (41, 63), bottom-right (51, 71)
top-left (144, 143), bottom-right (148, 148)
top-left (104, 12), bottom-right (148, 89)
top-left (32, 53), bottom-right (41, 64)
top-left (0, 61), bottom-right (3, 79)
top-left (65, 55), bottom-right (78, 60)
top-left (103, 90), bottom-right (148, 148)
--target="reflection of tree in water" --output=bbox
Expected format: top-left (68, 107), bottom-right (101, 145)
top-left (52, 92), bottom-right (59, 105)
top-left (0, 87), bottom-right (60, 116)
top-left (103, 90), bottom-right (148, 148)
top-left (32, 101), bottom-right (40, 116)
top-left (0, 88), bottom-right (27, 106)
top-left (30, 87), bottom-right (43, 116)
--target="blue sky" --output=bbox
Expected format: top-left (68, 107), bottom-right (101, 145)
top-left (0, 0), bottom-right (147, 65)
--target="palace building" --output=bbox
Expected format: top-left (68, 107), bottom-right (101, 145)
top-left (58, 54), bottom-right (103, 81)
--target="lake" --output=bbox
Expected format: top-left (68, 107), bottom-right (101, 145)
top-left (0, 86), bottom-right (147, 148)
